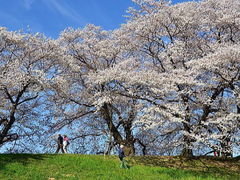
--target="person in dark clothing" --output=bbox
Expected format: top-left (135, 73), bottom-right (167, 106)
top-left (55, 134), bottom-right (64, 153)
top-left (118, 145), bottom-right (128, 168)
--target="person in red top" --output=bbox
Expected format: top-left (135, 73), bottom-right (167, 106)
top-left (63, 135), bottom-right (70, 153)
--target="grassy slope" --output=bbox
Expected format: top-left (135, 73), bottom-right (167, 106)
top-left (0, 154), bottom-right (239, 180)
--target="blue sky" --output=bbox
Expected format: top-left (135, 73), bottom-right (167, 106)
top-left (0, 0), bottom-right (189, 38)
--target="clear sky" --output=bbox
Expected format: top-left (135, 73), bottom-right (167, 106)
top-left (0, 0), bottom-right (189, 38)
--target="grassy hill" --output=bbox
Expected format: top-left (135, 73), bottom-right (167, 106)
top-left (0, 154), bottom-right (239, 180)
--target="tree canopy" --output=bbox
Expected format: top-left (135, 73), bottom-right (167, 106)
top-left (0, 0), bottom-right (240, 157)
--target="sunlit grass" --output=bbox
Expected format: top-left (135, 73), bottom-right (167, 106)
top-left (0, 154), bottom-right (239, 180)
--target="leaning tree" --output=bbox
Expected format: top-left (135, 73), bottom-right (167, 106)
top-left (0, 28), bottom-right (60, 152)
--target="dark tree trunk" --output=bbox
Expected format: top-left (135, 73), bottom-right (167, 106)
top-left (122, 106), bottom-right (136, 155)
top-left (220, 137), bottom-right (232, 157)
top-left (181, 116), bottom-right (193, 158)
top-left (0, 84), bottom-right (31, 146)
top-left (101, 103), bottom-right (123, 144)
top-left (101, 103), bottom-right (137, 155)
top-left (135, 138), bottom-right (147, 155)
top-left (181, 148), bottom-right (193, 158)
top-left (0, 106), bottom-right (17, 145)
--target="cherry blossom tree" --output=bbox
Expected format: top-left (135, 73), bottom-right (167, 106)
top-left (0, 28), bottom-right (59, 152)
top-left (87, 0), bottom-right (240, 157)
top-left (48, 25), bottom-right (147, 155)
top-left (1, 0), bottom-right (239, 157)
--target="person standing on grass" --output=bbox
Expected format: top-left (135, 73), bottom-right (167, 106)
top-left (55, 134), bottom-right (64, 153)
top-left (63, 135), bottom-right (70, 153)
top-left (214, 150), bottom-right (220, 157)
top-left (118, 144), bottom-right (128, 169)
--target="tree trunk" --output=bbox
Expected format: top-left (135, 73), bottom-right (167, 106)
top-left (220, 137), bottom-right (232, 157)
top-left (0, 106), bottom-right (17, 145)
top-left (123, 144), bottom-right (135, 156)
top-left (181, 148), bottom-right (193, 158)
top-left (101, 103), bottom-right (123, 144)
top-left (101, 103), bottom-right (138, 155)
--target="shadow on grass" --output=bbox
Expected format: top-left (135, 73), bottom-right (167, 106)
top-left (0, 154), bottom-right (47, 171)
top-left (129, 155), bottom-right (240, 179)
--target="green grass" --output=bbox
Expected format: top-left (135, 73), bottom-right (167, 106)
top-left (0, 154), bottom-right (239, 180)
